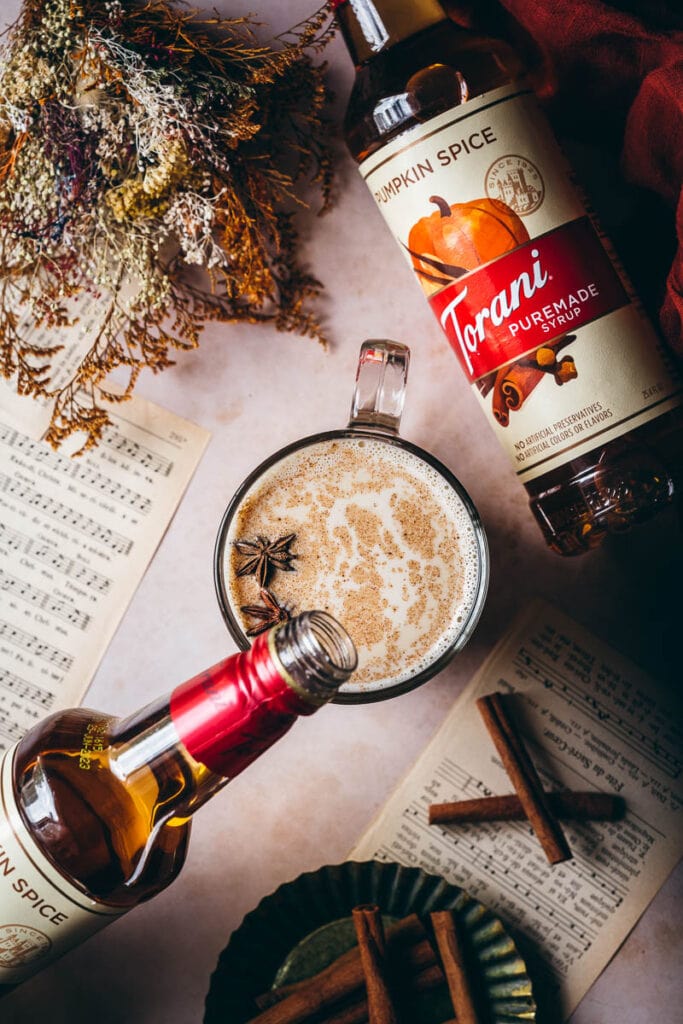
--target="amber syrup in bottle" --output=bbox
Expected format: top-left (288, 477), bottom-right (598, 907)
top-left (334, 0), bottom-right (682, 554)
top-left (0, 611), bottom-right (356, 989)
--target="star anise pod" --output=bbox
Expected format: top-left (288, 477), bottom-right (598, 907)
top-left (240, 588), bottom-right (292, 637)
top-left (233, 533), bottom-right (298, 587)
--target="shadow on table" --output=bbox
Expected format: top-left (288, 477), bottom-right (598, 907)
top-left (512, 931), bottom-right (565, 1024)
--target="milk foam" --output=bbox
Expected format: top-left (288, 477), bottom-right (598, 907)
top-left (223, 437), bottom-right (485, 694)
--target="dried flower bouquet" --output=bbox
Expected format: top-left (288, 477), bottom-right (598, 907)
top-left (0, 0), bottom-right (335, 448)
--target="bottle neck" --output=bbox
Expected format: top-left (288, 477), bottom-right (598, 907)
top-left (333, 0), bottom-right (448, 65)
top-left (110, 612), bottom-right (357, 820)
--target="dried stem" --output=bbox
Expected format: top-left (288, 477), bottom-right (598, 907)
top-left (0, 0), bottom-right (337, 448)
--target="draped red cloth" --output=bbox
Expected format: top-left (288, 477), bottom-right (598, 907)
top-left (447, 1), bottom-right (683, 354)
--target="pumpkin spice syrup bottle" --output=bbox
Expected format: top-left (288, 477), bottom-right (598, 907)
top-left (332, 0), bottom-right (683, 555)
top-left (0, 612), bottom-right (357, 991)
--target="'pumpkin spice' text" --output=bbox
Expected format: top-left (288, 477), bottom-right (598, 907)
top-left (373, 127), bottom-right (497, 205)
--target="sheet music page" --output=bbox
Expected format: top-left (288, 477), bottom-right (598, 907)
top-left (350, 600), bottom-right (683, 1019)
top-left (0, 395), bottom-right (210, 749)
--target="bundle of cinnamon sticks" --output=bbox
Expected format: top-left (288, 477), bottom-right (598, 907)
top-left (246, 906), bottom-right (484, 1024)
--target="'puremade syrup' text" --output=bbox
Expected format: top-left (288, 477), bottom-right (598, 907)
top-left (334, 0), bottom-right (682, 554)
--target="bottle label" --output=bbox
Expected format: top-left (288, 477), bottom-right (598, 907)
top-left (0, 745), bottom-right (125, 984)
top-left (358, 84), bottom-right (682, 482)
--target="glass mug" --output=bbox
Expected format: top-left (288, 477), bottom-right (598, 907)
top-left (214, 340), bottom-right (489, 703)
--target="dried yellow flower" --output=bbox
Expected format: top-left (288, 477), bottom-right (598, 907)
top-left (0, 0), bottom-right (336, 450)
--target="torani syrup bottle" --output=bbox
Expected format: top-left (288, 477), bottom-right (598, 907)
top-left (0, 611), bottom-right (356, 990)
top-left (333, 0), bottom-right (682, 554)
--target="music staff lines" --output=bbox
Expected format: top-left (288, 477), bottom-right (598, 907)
top-left (71, 464), bottom-right (151, 514)
top-left (0, 569), bottom-right (90, 631)
top-left (435, 758), bottom-right (630, 900)
top-left (0, 425), bottom-right (152, 514)
top-left (0, 620), bottom-right (73, 672)
top-left (372, 842), bottom-right (573, 983)
top-left (0, 667), bottom-right (54, 710)
top-left (0, 522), bottom-right (112, 594)
top-left (436, 758), bottom-right (495, 799)
top-left (0, 474), bottom-right (133, 556)
top-left (371, 831), bottom-right (588, 979)
top-left (401, 800), bottom-right (600, 946)
top-left (440, 735), bottom-right (666, 845)
top-left (0, 710), bottom-right (24, 744)
top-left (515, 647), bottom-right (680, 779)
top-left (101, 428), bottom-right (173, 477)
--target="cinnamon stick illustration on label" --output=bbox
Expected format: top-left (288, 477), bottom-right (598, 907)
top-left (486, 335), bottom-right (578, 427)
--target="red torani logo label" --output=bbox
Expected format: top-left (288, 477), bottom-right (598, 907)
top-left (429, 217), bottom-right (628, 381)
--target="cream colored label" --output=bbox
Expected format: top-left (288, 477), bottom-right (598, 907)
top-left (359, 84), bottom-right (682, 482)
top-left (0, 745), bottom-right (125, 983)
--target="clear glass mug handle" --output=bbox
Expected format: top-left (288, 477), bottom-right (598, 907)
top-left (348, 340), bottom-right (410, 434)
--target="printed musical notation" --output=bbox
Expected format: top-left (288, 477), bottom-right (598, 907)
top-left (0, 473), bottom-right (133, 555)
top-left (0, 569), bottom-right (90, 630)
top-left (513, 645), bottom-right (681, 780)
top-left (0, 667), bottom-right (54, 710)
top-left (101, 428), bottom-right (174, 477)
top-left (0, 424), bottom-right (152, 514)
top-left (0, 394), bottom-right (210, 755)
top-left (0, 620), bottom-right (74, 672)
top-left (0, 522), bottom-right (113, 593)
top-left (0, 710), bottom-right (24, 745)
top-left (375, 753), bottom-right (633, 971)
top-left (351, 601), bottom-right (683, 1020)
top-left (0, 668), bottom-right (54, 745)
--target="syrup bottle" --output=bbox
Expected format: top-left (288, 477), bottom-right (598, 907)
top-left (333, 0), bottom-right (682, 554)
top-left (0, 611), bottom-right (356, 989)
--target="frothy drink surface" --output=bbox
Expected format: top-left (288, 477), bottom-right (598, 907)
top-left (225, 437), bottom-right (482, 694)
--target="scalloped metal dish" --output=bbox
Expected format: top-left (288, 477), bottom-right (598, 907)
top-left (204, 860), bottom-right (536, 1023)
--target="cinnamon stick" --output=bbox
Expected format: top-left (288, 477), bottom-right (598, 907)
top-left (431, 911), bottom-right (482, 1024)
top-left (476, 692), bottom-right (572, 864)
top-left (352, 905), bottom-right (399, 1024)
top-left (257, 936), bottom-right (437, 1009)
top-left (316, 963), bottom-right (445, 1024)
top-left (246, 914), bottom-right (426, 1024)
top-left (429, 791), bottom-right (623, 825)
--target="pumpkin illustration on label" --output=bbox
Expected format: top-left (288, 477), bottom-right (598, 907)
top-left (406, 195), bottom-right (529, 297)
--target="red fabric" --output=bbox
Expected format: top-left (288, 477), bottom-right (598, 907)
top-left (625, 61), bottom-right (683, 347)
top-left (499, 0), bottom-right (683, 354)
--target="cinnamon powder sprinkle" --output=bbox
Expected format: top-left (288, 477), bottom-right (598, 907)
top-left (226, 440), bottom-right (477, 689)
